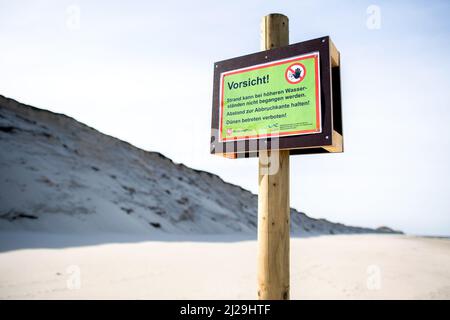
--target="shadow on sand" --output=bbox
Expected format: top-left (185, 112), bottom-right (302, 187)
top-left (0, 231), bottom-right (329, 253)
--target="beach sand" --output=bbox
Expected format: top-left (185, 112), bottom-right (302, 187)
top-left (0, 234), bottom-right (449, 299)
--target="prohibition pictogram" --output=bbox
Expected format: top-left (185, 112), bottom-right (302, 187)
top-left (285, 62), bottom-right (306, 84)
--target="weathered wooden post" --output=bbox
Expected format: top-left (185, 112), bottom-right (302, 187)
top-left (210, 12), bottom-right (343, 301)
top-left (257, 13), bottom-right (290, 300)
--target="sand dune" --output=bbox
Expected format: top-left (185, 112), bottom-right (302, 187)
top-left (0, 95), bottom-right (400, 236)
top-left (0, 234), bottom-right (449, 299)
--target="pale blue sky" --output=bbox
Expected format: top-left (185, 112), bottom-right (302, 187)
top-left (1, 0), bottom-right (449, 235)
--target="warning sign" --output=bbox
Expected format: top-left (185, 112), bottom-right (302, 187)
top-left (218, 52), bottom-right (321, 142)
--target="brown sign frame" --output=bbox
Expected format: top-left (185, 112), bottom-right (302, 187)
top-left (210, 36), bottom-right (343, 158)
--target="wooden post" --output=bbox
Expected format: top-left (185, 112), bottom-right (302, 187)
top-left (257, 13), bottom-right (290, 300)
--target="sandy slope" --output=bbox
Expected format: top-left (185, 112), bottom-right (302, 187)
top-left (0, 95), bottom-right (399, 236)
top-left (0, 234), bottom-right (449, 299)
